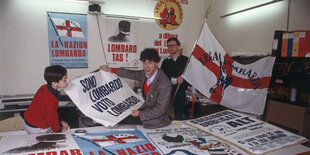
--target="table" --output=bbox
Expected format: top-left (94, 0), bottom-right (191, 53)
top-left (0, 124), bottom-right (309, 155)
top-left (186, 93), bottom-right (219, 119)
top-left (265, 99), bottom-right (310, 138)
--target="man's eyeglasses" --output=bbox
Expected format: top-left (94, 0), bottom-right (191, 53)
top-left (167, 44), bottom-right (177, 48)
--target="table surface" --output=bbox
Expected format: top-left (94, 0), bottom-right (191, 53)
top-left (0, 124), bottom-right (309, 155)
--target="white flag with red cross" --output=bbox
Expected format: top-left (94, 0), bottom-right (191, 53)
top-left (183, 21), bottom-right (275, 116)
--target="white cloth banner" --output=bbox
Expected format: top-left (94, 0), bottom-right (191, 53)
top-left (185, 110), bottom-right (308, 155)
top-left (65, 71), bottom-right (144, 127)
top-left (183, 20), bottom-right (275, 115)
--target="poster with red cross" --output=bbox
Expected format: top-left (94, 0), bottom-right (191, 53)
top-left (47, 12), bottom-right (88, 68)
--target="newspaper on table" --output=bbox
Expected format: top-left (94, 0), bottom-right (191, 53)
top-left (185, 110), bottom-right (308, 155)
top-left (138, 122), bottom-right (248, 155)
top-left (0, 133), bottom-right (81, 155)
top-left (65, 70), bottom-right (144, 127)
top-left (72, 129), bottom-right (161, 155)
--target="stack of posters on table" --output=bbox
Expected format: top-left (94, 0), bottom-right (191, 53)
top-left (72, 129), bottom-right (161, 155)
top-left (184, 110), bottom-right (308, 155)
top-left (0, 129), bottom-right (161, 155)
top-left (0, 133), bottom-right (81, 155)
top-left (0, 110), bottom-right (308, 155)
top-left (138, 122), bottom-right (248, 155)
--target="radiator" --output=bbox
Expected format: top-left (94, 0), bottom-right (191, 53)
top-left (0, 94), bottom-right (34, 109)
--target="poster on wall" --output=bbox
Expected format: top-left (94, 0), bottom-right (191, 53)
top-left (138, 122), bottom-right (248, 155)
top-left (47, 12), bottom-right (88, 68)
top-left (146, 0), bottom-right (189, 58)
top-left (98, 0), bottom-right (190, 67)
top-left (101, 18), bottom-right (141, 68)
top-left (0, 133), bottom-right (82, 155)
top-left (185, 110), bottom-right (308, 155)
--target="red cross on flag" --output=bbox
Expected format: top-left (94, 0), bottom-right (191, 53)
top-left (183, 20), bottom-right (275, 116)
top-left (82, 134), bottom-right (146, 147)
top-left (51, 17), bottom-right (85, 38)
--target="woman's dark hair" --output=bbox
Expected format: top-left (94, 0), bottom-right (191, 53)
top-left (44, 65), bottom-right (67, 85)
top-left (140, 48), bottom-right (160, 62)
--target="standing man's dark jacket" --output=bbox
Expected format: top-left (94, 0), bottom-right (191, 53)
top-left (161, 54), bottom-right (189, 93)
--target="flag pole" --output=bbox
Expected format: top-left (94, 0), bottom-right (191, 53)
top-left (185, 4), bottom-right (211, 61)
top-left (169, 14), bottom-right (210, 118)
top-left (182, 4), bottom-right (211, 79)
top-left (169, 39), bottom-right (198, 116)
top-left (47, 13), bottom-right (64, 47)
top-left (96, 14), bottom-right (109, 66)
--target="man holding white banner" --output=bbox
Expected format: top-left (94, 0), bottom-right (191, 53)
top-left (183, 21), bottom-right (275, 116)
top-left (100, 48), bottom-right (172, 129)
top-left (64, 68), bottom-right (145, 127)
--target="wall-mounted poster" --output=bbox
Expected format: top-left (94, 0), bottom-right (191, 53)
top-left (101, 18), bottom-right (141, 68)
top-left (47, 12), bottom-right (88, 68)
top-left (147, 0), bottom-right (189, 58)
top-left (98, 0), bottom-right (190, 68)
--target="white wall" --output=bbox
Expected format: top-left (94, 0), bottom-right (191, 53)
top-left (0, 0), bottom-right (207, 95)
top-left (0, 0), bottom-right (94, 95)
top-left (207, 0), bottom-right (310, 55)
top-left (1, 0), bottom-right (309, 96)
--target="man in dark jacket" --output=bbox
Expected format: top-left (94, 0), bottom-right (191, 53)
top-left (161, 37), bottom-right (197, 120)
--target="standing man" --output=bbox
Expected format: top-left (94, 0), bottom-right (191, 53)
top-left (161, 37), bottom-right (197, 120)
top-left (100, 48), bottom-right (172, 129)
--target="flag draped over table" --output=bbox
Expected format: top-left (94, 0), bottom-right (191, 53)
top-left (183, 21), bottom-right (275, 115)
top-left (64, 71), bottom-right (144, 127)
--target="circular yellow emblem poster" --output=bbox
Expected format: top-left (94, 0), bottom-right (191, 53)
top-left (154, 0), bottom-right (183, 30)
